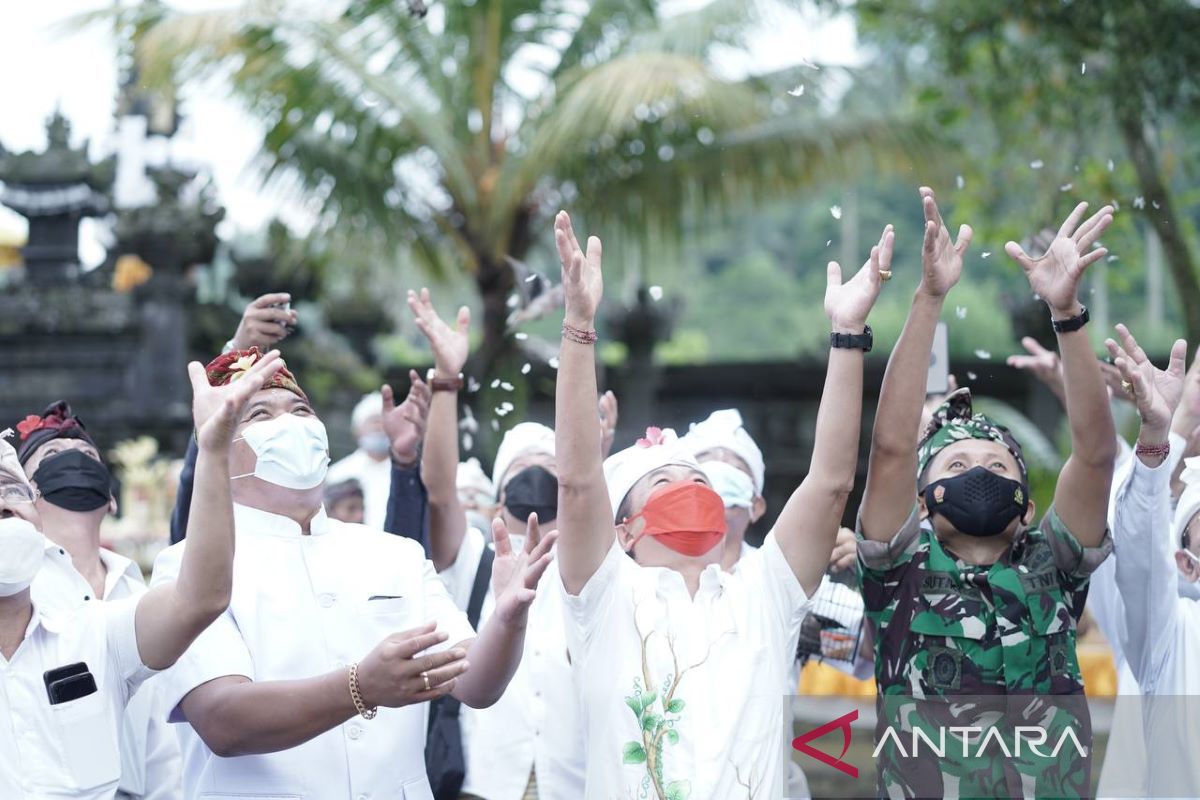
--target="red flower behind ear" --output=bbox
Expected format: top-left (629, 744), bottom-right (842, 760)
top-left (16, 415), bottom-right (43, 441)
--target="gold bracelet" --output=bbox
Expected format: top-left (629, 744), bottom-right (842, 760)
top-left (348, 663), bottom-right (378, 720)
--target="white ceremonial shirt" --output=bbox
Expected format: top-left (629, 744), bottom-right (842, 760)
top-left (563, 531), bottom-right (811, 800)
top-left (1111, 454), bottom-right (1200, 797)
top-left (33, 546), bottom-right (183, 800)
top-left (151, 504), bottom-right (475, 800)
top-left (0, 591), bottom-right (154, 799)
top-left (328, 449), bottom-right (393, 530)
top-left (438, 527), bottom-right (585, 800)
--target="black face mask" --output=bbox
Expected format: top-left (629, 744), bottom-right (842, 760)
top-left (504, 465), bottom-right (558, 525)
top-left (923, 466), bottom-right (1028, 538)
top-left (31, 449), bottom-right (112, 513)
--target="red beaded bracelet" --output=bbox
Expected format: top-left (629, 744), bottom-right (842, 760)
top-left (1135, 440), bottom-right (1170, 459)
top-left (562, 322), bottom-right (598, 345)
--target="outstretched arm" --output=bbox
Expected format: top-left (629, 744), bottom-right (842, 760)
top-left (861, 188), bottom-right (972, 541)
top-left (408, 288), bottom-right (471, 570)
top-left (1105, 325), bottom-right (1187, 684)
top-left (773, 227), bottom-right (892, 595)
top-left (1006, 202), bottom-right (1118, 545)
top-left (552, 211), bottom-right (614, 595)
top-left (136, 352), bottom-right (283, 670)
top-left (454, 515), bottom-right (557, 707)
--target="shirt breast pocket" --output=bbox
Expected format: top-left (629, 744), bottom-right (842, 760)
top-left (364, 596), bottom-right (409, 616)
top-left (52, 690), bottom-right (121, 790)
top-left (908, 591), bottom-right (989, 692)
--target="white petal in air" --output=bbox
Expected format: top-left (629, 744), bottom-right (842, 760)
top-left (1029, 160), bottom-right (1044, 170)
top-left (956, 174), bottom-right (965, 189)
top-left (1060, 183), bottom-right (1073, 192)
top-left (955, 306), bottom-right (968, 320)
top-left (548, 357), bottom-right (560, 369)
top-left (1081, 62), bottom-right (1087, 75)
top-left (521, 363), bottom-right (532, 375)
top-left (648, 285), bottom-right (664, 301)
top-left (830, 205), bottom-right (843, 220)
top-left (1107, 159), bottom-right (1115, 172)
top-left (967, 371), bottom-right (978, 381)
top-left (787, 84), bottom-right (805, 97)
top-left (975, 350), bottom-right (992, 360)
top-left (981, 252), bottom-right (992, 259)
top-left (514, 332), bottom-right (528, 340)
top-left (1134, 196), bottom-right (1146, 209)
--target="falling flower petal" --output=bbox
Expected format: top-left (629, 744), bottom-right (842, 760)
top-left (490, 378), bottom-right (501, 389)
top-left (1060, 183), bottom-right (1073, 192)
top-left (1107, 159), bottom-right (1115, 172)
top-left (514, 332), bottom-right (528, 340)
top-left (495, 406), bottom-right (509, 417)
top-left (975, 349), bottom-right (992, 360)
top-left (548, 357), bottom-right (560, 369)
top-left (500, 382), bottom-right (514, 392)
top-left (982, 252), bottom-right (992, 259)
top-left (967, 371), bottom-right (978, 381)
top-left (1029, 160), bottom-right (1044, 170)
top-left (787, 84), bottom-right (805, 97)
top-left (467, 377), bottom-right (481, 393)
top-left (525, 274), bottom-right (538, 283)
top-left (648, 285), bottom-right (664, 301)
top-left (955, 306), bottom-right (968, 320)
top-left (1081, 62), bottom-right (1086, 75)
top-left (799, 56), bottom-right (820, 70)
top-left (1152, 200), bottom-right (1161, 209)
top-left (956, 174), bottom-right (965, 190)
top-left (462, 433), bottom-right (473, 451)
top-left (521, 363), bottom-right (531, 375)
top-left (1107, 254), bottom-right (1119, 263)
top-left (491, 419), bottom-right (500, 431)
top-left (830, 205), bottom-right (842, 220)
top-left (506, 294), bottom-right (519, 309)
top-left (1134, 196), bottom-right (1146, 209)
top-left (826, 240), bottom-right (832, 247)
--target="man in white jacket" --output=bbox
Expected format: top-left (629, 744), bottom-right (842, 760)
top-left (1106, 323), bottom-right (1200, 798)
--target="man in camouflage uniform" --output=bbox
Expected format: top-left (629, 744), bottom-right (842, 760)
top-left (856, 190), bottom-right (1117, 798)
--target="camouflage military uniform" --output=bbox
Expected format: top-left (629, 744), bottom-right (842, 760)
top-left (857, 506), bottom-right (1111, 798)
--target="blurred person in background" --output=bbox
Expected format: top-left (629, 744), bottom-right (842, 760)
top-left (456, 457), bottom-right (496, 539)
top-left (328, 390), bottom-right (394, 530)
top-left (323, 478), bottom-right (364, 525)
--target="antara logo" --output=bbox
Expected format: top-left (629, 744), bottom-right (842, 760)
top-left (791, 709), bottom-right (859, 778)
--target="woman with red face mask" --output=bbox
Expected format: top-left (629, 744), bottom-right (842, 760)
top-left (550, 210), bottom-right (893, 800)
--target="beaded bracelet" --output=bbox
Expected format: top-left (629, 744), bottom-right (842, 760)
top-left (1135, 440), bottom-right (1170, 459)
top-left (348, 663), bottom-right (377, 720)
top-left (562, 322), bottom-right (598, 345)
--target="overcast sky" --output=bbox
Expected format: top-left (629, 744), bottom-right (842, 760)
top-left (0, 0), bottom-right (860, 258)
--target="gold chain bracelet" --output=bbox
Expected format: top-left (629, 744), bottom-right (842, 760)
top-left (348, 662), bottom-right (378, 720)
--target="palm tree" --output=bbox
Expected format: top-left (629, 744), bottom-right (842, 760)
top-left (93, 0), bottom-right (932, 375)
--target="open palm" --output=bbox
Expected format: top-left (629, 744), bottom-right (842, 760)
top-left (1006, 202), bottom-right (1113, 313)
top-left (919, 187), bottom-right (973, 298)
top-left (490, 514), bottom-right (558, 627)
top-left (554, 211), bottom-right (603, 326)
top-left (824, 225), bottom-right (893, 331)
top-left (1104, 324), bottom-right (1188, 431)
top-left (407, 287), bottom-right (470, 375)
top-left (189, 350), bottom-right (283, 451)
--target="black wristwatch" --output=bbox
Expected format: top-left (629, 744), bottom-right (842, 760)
top-left (830, 325), bottom-right (873, 352)
top-left (1051, 305), bottom-right (1090, 334)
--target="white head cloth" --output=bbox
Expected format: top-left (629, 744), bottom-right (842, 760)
top-left (603, 427), bottom-right (701, 522)
top-left (457, 457), bottom-right (495, 502)
top-left (492, 422), bottom-right (555, 490)
top-left (351, 392), bottom-right (383, 432)
top-left (682, 408), bottom-right (765, 495)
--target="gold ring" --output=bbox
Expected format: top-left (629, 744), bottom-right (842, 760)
top-left (1121, 380), bottom-right (1134, 395)
top-left (878, 269), bottom-right (893, 282)
top-left (421, 672), bottom-right (431, 691)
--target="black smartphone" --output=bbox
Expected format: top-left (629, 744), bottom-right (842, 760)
top-left (43, 662), bottom-right (89, 692)
top-left (48, 672), bottom-right (98, 705)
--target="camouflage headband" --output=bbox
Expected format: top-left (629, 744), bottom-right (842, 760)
top-left (917, 388), bottom-right (1027, 479)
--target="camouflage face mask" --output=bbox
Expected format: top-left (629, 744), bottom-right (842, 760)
top-left (917, 388), bottom-right (1027, 479)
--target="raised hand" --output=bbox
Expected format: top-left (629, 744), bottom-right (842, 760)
top-left (824, 225), bottom-right (894, 332)
top-left (490, 514), bottom-right (558, 628)
top-left (553, 211), bottom-right (603, 328)
top-left (382, 371), bottom-right (432, 467)
top-left (1005, 202), bottom-right (1113, 316)
top-left (918, 187), bottom-right (973, 298)
top-left (828, 526), bottom-right (857, 573)
top-left (187, 350), bottom-right (283, 452)
top-left (356, 622), bottom-right (469, 708)
top-left (599, 390), bottom-right (619, 458)
top-left (1007, 337), bottom-right (1065, 401)
top-left (230, 293), bottom-right (297, 352)
top-left (1104, 324), bottom-right (1188, 437)
top-left (407, 288), bottom-right (469, 377)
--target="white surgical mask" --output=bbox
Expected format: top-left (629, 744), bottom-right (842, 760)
top-left (700, 461), bottom-right (756, 510)
top-left (358, 432), bottom-right (391, 456)
top-left (0, 517), bottom-right (44, 596)
top-left (233, 413), bottom-right (330, 490)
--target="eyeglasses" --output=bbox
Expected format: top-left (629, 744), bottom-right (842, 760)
top-left (1181, 548), bottom-right (1200, 571)
top-left (0, 483), bottom-right (37, 504)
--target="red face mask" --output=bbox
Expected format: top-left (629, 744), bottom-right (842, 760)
top-left (626, 480), bottom-right (727, 557)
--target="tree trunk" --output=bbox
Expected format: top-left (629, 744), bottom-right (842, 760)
top-left (1115, 107), bottom-right (1200, 343)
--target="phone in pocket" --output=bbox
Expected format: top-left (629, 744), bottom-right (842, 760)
top-left (43, 662), bottom-right (88, 693)
top-left (47, 672), bottom-right (98, 705)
